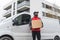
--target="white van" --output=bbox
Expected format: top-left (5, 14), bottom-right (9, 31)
top-left (0, 11), bottom-right (60, 40)
top-left (0, 0), bottom-right (60, 40)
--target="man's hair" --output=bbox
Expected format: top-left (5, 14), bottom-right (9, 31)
top-left (33, 11), bottom-right (39, 15)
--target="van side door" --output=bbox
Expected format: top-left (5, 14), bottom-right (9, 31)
top-left (12, 14), bottom-right (31, 36)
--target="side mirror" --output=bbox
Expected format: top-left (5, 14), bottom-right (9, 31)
top-left (12, 19), bottom-right (18, 26)
top-left (12, 20), bottom-right (15, 26)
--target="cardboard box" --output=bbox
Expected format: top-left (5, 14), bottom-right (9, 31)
top-left (31, 20), bottom-right (42, 28)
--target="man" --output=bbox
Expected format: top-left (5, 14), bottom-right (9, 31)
top-left (29, 11), bottom-right (43, 40)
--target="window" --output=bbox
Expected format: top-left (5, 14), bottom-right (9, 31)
top-left (13, 14), bottom-right (31, 26)
top-left (42, 12), bottom-right (53, 18)
top-left (46, 13), bottom-right (53, 18)
top-left (4, 5), bottom-right (11, 10)
top-left (54, 7), bottom-right (60, 13)
top-left (46, 4), bottom-right (52, 10)
top-left (13, 11), bottom-right (15, 15)
top-left (42, 3), bottom-right (60, 13)
top-left (4, 13), bottom-right (11, 18)
top-left (17, 0), bottom-right (23, 4)
top-left (13, 2), bottom-right (15, 10)
top-left (42, 3), bottom-right (52, 10)
top-left (13, 15), bottom-right (22, 25)
top-left (42, 12), bottom-right (60, 20)
top-left (17, 8), bottom-right (29, 14)
top-left (42, 12), bottom-right (58, 19)
top-left (54, 8), bottom-right (57, 12)
top-left (42, 12), bottom-right (46, 16)
top-left (21, 14), bottom-right (31, 25)
top-left (57, 9), bottom-right (60, 13)
top-left (42, 3), bottom-right (45, 8)
top-left (53, 15), bottom-right (57, 19)
top-left (58, 16), bottom-right (60, 20)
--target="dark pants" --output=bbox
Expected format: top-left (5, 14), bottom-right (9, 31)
top-left (32, 31), bottom-right (41, 40)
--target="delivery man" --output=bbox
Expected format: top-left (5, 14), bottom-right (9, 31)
top-left (29, 11), bottom-right (43, 40)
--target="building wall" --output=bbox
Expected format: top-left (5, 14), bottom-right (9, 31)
top-left (3, 0), bottom-right (60, 19)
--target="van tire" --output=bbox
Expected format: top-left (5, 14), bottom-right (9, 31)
top-left (54, 35), bottom-right (60, 40)
top-left (0, 35), bottom-right (14, 40)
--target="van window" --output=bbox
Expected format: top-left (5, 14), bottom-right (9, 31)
top-left (21, 14), bottom-right (31, 25)
top-left (13, 14), bottom-right (31, 25)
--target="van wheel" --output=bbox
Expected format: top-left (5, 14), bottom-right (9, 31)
top-left (0, 35), bottom-right (14, 40)
top-left (54, 35), bottom-right (60, 40)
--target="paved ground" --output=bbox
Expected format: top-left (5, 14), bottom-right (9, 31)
top-left (16, 39), bottom-right (53, 40)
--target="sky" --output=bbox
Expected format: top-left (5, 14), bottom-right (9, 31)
top-left (0, 0), bottom-right (60, 17)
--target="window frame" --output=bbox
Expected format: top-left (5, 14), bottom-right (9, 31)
top-left (13, 14), bottom-right (31, 26)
